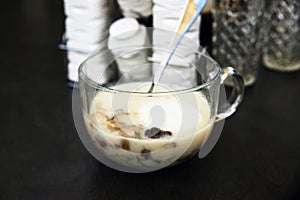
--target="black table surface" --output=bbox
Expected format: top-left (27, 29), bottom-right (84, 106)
top-left (1, 0), bottom-right (299, 199)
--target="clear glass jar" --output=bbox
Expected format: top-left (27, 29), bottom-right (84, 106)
top-left (212, 0), bottom-right (265, 86)
top-left (262, 0), bottom-right (300, 72)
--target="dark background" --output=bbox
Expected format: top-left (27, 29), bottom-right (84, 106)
top-left (1, 0), bottom-right (299, 199)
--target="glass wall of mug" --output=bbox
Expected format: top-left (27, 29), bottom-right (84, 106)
top-left (77, 29), bottom-right (244, 173)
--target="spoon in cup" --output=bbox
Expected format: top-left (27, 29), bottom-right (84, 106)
top-left (148, 0), bottom-right (208, 93)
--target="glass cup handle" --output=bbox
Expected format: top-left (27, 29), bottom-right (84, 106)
top-left (215, 67), bottom-right (245, 122)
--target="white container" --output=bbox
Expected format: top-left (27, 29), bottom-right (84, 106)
top-left (108, 17), bottom-right (151, 80)
top-left (63, 0), bottom-right (110, 82)
top-left (116, 0), bottom-right (153, 18)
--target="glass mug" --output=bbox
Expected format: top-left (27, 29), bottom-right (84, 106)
top-left (76, 41), bottom-right (244, 173)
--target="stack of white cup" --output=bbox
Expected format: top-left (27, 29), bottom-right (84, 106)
top-left (117, 0), bottom-right (153, 18)
top-left (64, 0), bottom-right (110, 82)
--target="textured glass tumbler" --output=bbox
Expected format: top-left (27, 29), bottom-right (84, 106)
top-left (212, 0), bottom-right (264, 86)
top-left (263, 0), bottom-right (300, 72)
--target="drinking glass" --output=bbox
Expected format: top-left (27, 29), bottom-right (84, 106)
top-left (75, 29), bottom-right (244, 173)
top-left (262, 0), bottom-right (300, 71)
top-left (212, 0), bottom-right (265, 86)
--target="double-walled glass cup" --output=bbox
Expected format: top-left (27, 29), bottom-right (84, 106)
top-left (77, 42), bottom-right (244, 173)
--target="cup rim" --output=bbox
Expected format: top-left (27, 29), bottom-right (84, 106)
top-left (78, 47), bottom-right (221, 95)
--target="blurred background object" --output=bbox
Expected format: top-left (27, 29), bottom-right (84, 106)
top-left (202, 0), bottom-right (212, 14)
top-left (262, 0), bottom-right (300, 72)
top-left (117, 0), bottom-right (153, 18)
top-left (211, 0), bottom-right (265, 86)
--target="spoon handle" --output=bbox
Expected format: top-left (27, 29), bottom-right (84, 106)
top-left (149, 0), bottom-right (208, 93)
